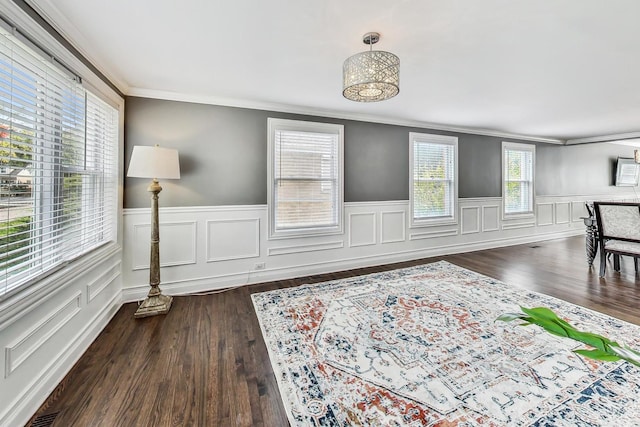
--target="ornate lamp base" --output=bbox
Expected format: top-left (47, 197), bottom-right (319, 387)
top-left (134, 293), bottom-right (173, 318)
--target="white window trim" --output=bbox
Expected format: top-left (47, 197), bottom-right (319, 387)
top-left (502, 141), bottom-right (536, 219)
top-left (409, 132), bottom-right (458, 228)
top-left (267, 118), bottom-right (344, 240)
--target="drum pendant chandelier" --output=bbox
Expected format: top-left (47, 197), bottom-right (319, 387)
top-left (343, 32), bottom-right (400, 102)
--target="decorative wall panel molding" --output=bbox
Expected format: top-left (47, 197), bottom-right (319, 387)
top-left (380, 211), bottom-right (406, 243)
top-left (268, 241), bottom-right (344, 256)
top-left (482, 205), bottom-right (500, 232)
top-left (0, 244), bottom-right (121, 331)
top-left (86, 261), bottom-right (121, 303)
top-left (555, 202), bottom-right (571, 224)
top-left (460, 206), bottom-right (480, 235)
top-left (2, 287), bottom-right (121, 427)
top-left (536, 203), bottom-right (554, 226)
top-left (502, 221), bottom-right (536, 230)
top-left (572, 201), bottom-right (587, 223)
top-left (207, 218), bottom-right (260, 262)
top-left (348, 213), bottom-right (376, 247)
top-left (121, 195), bottom-right (637, 300)
top-left (5, 292), bottom-right (81, 377)
top-left (409, 228), bottom-right (458, 240)
top-left (132, 221), bottom-right (197, 269)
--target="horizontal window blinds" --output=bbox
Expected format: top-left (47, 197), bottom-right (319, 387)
top-left (504, 148), bottom-right (533, 214)
top-left (273, 129), bottom-right (339, 230)
top-left (413, 140), bottom-right (455, 220)
top-left (0, 27), bottom-right (118, 299)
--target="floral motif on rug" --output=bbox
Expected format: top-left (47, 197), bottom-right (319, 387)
top-left (251, 261), bottom-right (640, 426)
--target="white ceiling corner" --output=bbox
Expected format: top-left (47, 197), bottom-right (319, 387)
top-left (27, 0), bottom-right (130, 94)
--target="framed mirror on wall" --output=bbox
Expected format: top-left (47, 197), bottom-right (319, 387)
top-left (614, 157), bottom-right (640, 187)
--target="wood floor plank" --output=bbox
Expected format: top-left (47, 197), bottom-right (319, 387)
top-left (26, 236), bottom-right (640, 426)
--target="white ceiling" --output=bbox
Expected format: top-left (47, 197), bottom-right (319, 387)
top-left (31, 0), bottom-right (640, 142)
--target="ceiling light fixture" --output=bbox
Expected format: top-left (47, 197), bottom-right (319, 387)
top-left (343, 32), bottom-right (400, 102)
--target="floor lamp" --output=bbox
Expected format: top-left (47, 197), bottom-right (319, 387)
top-left (127, 145), bottom-right (181, 318)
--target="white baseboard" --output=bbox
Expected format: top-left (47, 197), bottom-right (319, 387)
top-left (1, 291), bottom-right (122, 427)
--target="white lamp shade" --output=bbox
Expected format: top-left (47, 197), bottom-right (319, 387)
top-left (127, 145), bottom-right (181, 179)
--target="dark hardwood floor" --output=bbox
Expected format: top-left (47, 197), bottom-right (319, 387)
top-left (29, 236), bottom-right (640, 426)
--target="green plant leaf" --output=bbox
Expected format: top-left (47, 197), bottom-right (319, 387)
top-left (565, 330), bottom-right (611, 352)
top-left (524, 315), bottom-right (569, 337)
top-left (522, 306), bottom-right (574, 329)
top-left (573, 349), bottom-right (622, 362)
top-left (498, 306), bottom-right (640, 368)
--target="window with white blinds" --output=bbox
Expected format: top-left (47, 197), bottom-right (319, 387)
top-left (0, 27), bottom-right (118, 299)
top-left (503, 141), bottom-right (535, 216)
top-left (268, 118), bottom-right (343, 238)
top-left (410, 133), bottom-right (458, 226)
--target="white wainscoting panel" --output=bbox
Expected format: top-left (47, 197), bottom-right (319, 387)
top-left (0, 244), bottom-right (122, 427)
top-left (5, 292), bottom-right (81, 377)
top-left (207, 218), bottom-right (260, 262)
top-left (555, 202), bottom-right (571, 225)
top-left (132, 221), bottom-right (197, 269)
top-left (409, 228), bottom-right (458, 240)
top-left (380, 211), bottom-right (406, 244)
top-left (536, 203), bottom-right (554, 226)
top-left (122, 194), bottom-right (635, 302)
top-left (461, 206), bottom-right (480, 235)
top-left (86, 260), bottom-right (121, 303)
top-left (502, 221), bottom-right (536, 230)
top-left (268, 241), bottom-right (344, 256)
top-left (572, 201), bottom-right (588, 222)
top-left (349, 212), bottom-right (376, 247)
top-left (482, 205), bottom-right (500, 232)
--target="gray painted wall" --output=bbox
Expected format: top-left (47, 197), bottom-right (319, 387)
top-left (124, 96), bottom-right (634, 208)
top-left (536, 142), bottom-right (632, 195)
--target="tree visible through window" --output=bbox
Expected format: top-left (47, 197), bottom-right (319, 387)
top-left (503, 142), bottom-right (535, 215)
top-left (410, 133), bottom-right (458, 226)
top-left (0, 121), bottom-right (33, 278)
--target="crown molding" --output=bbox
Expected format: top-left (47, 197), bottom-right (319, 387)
top-left (127, 87), bottom-right (565, 145)
top-left (565, 131), bottom-right (640, 145)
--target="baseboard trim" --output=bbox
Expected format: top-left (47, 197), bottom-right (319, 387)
top-left (1, 290), bottom-right (122, 427)
top-left (122, 228), bottom-right (583, 302)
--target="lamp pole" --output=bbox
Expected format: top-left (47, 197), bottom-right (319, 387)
top-left (134, 178), bottom-right (173, 318)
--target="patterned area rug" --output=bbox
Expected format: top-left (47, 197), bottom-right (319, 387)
top-left (251, 261), bottom-right (640, 426)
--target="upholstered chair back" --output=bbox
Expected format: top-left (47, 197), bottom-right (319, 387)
top-left (598, 205), bottom-right (640, 240)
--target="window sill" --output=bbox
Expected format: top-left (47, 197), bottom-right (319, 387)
top-left (0, 242), bottom-right (122, 327)
top-left (503, 212), bottom-right (535, 221)
top-left (410, 217), bottom-right (458, 229)
top-left (268, 225), bottom-right (344, 241)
